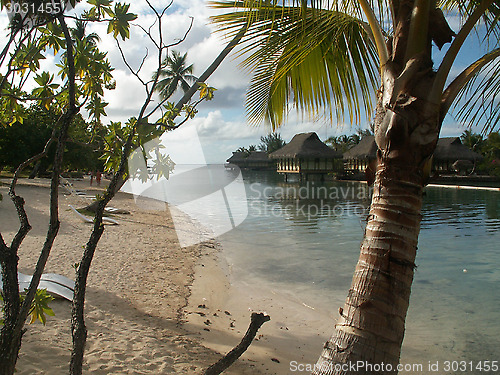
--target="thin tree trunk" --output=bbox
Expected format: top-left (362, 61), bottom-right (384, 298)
top-left (314, 158), bottom-right (424, 374)
top-left (0, 14), bottom-right (78, 374)
top-left (69, 221), bottom-right (105, 374)
top-left (83, 174), bottom-right (127, 212)
top-left (28, 161), bottom-right (41, 179)
top-left (0, 237), bottom-right (22, 375)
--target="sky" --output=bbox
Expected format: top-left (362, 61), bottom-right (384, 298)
top-left (0, 0), bottom-right (494, 163)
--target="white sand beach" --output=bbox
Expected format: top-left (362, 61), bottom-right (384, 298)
top-left (1, 177), bottom-right (485, 375)
top-left (0, 178), bottom-right (266, 374)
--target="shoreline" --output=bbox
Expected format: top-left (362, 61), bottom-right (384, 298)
top-left (0, 177), bottom-right (262, 374)
top-left (184, 239), bottom-right (337, 375)
top-left (2, 176), bottom-right (497, 374)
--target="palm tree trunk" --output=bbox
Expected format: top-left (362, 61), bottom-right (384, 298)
top-left (313, 155), bottom-right (425, 374)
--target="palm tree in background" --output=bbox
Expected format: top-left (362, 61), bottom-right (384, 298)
top-left (211, 0), bottom-right (500, 373)
top-left (153, 50), bottom-right (198, 100)
top-left (71, 19), bottom-right (100, 45)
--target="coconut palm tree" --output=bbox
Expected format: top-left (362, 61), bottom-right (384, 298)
top-left (153, 50), bottom-right (198, 100)
top-left (211, 1), bottom-right (500, 373)
top-left (71, 19), bottom-right (100, 45)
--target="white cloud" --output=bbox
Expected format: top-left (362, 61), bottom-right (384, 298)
top-left (0, 0), bottom-right (490, 152)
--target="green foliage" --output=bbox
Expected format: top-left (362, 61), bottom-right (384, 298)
top-left (86, 0), bottom-right (114, 19)
top-left (0, 289), bottom-right (55, 326)
top-left (25, 289), bottom-right (55, 325)
top-left (211, 1), bottom-right (500, 132)
top-left (211, 1), bottom-right (378, 128)
top-left (106, 3), bottom-right (137, 40)
top-left (153, 50), bottom-right (198, 100)
top-left (100, 117), bottom-right (177, 182)
top-left (0, 104), bottom-right (104, 173)
top-left (258, 133), bottom-right (286, 153)
top-left (325, 128), bottom-right (372, 153)
top-left (32, 72), bottom-right (60, 110)
top-left (198, 82), bottom-right (217, 101)
top-left (0, 83), bottom-right (26, 125)
top-left (0, 0), bottom-right (135, 128)
top-left (460, 130), bottom-right (500, 176)
top-left (11, 35), bottom-right (46, 75)
top-left (0, 105), bottom-right (56, 169)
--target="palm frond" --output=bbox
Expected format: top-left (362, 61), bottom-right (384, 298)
top-left (439, 0), bottom-right (500, 43)
top-left (210, 2), bottom-right (378, 128)
top-left (452, 55), bottom-right (500, 134)
top-left (153, 50), bottom-right (198, 100)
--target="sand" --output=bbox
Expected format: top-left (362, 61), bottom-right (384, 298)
top-left (0, 177), bottom-right (266, 374)
top-left (1, 176), bottom-right (474, 375)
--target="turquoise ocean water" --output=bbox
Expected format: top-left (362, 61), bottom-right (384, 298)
top-left (216, 170), bottom-right (500, 371)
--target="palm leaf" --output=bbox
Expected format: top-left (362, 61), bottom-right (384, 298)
top-left (439, 0), bottom-right (500, 42)
top-left (211, 1), bottom-right (378, 128)
top-left (452, 55), bottom-right (500, 134)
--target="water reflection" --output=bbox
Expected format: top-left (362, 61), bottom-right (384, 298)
top-left (422, 186), bottom-right (500, 233)
top-left (220, 170), bottom-right (500, 370)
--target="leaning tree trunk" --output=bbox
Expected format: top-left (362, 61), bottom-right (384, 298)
top-left (314, 54), bottom-right (440, 375)
top-left (313, 154), bottom-right (426, 374)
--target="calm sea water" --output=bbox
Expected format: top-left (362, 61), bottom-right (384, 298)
top-left (216, 169), bottom-right (500, 370)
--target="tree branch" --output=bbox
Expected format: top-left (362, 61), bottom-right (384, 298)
top-left (171, 24), bottom-right (247, 117)
top-left (359, 0), bottom-right (389, 68)
top-left (204, 313), bottom-right (271, 375)
top-left (17, 12), bottom-right (77, 315)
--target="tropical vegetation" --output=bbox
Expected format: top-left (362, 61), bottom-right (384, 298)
top-left (153, 50), bottom-right (198, 100)
top-left (0, 105), bottom-right (104, 176)
top-left (461, 130), bottom-right (500, 176)
top-left (234, 132), bottom-right (286, 155)
top-left (0, 1), bottom-right (217, 374)
top-left (210, 0), bottom-right (500, 373)
top-left (326, 128), bottom-right (373, 153)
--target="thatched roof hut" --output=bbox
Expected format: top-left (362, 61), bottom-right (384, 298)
top-left (246, 151), bottom-right (270, 162)
top-left (269, 132), bottom-right (342, 159)
top-left (342, 136), bottom-right (377, 174)
top-left (341, 136), bottom-right (483, 176)
top-left (433, 137), bottom-right (483, 162)
top-left (226, 151), bottom-right (274, 170)
top-left (343, 135), bottom-right (377, 160)
top-left (245, 151), bottom-right (274, 170)
top-left (433, 137), bottom-right (483, 174)
top-left (269, 132), bottom-right (342, 181)
top-left (226, 152), bottom-right (247, 166)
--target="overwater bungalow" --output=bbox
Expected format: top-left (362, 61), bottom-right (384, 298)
top-left (343, 135), bottom-right (377, 175)
top-left (432, 137), bottom-right (483, 174)
top-left (226, 151), bottom-right (274, 170)
top-left (245, 151), bottom-right (275, 170)
top-left (269, 132), bottom-right (343, 181)
top-left (226, 151), bottom-right (247, 169)
top-left (342, 135), bottom-right (484, 179)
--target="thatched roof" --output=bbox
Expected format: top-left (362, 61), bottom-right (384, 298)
top-left (433, 137), bottom-right (483, 162)
top-left (246, 151), bottom-right (270, 161)
top-left (269, 132), bottom-right (342, 159)
top-left (226, 152), bottom-right (247, 163)
top-left (343, 136), bottom-right (377, 160)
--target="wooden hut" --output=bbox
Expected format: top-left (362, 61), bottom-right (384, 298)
top-left (245, 151), bottom-right (274, 170)
top-left (342, 135), bottom-right (483, 177)
top-left (269, 132), bottom-right (342, 181)
top-left (225, 151), bottom-right (247, 169)
top-left (432, 137), bottom-right (483, 174)
top-left (226, 151), bottom-right (274, 170)
top-left (343, 135), bottom-right (377, 175)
